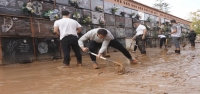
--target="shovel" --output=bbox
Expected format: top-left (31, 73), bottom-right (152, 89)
top-left (129, 40), bottom-right (134, 51)
top-left (88, 51), bottom-right (125, 75)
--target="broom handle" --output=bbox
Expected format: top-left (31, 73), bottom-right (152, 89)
top-left (88, 51), bottom-right (123, 66)
top-left (88, 51), bottom-right (107, 60)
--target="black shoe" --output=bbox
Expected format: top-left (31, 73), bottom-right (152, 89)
top-left (175, 50), bottom-right (180, 54)
top-left (177, 50), bottom-right (180, 54)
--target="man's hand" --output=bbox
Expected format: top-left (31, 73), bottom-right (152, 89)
top-left (97, 53), bottom-right (102, 59)
top-left (142, 36), bottom-right (145, 40)
top-left (81, 47), bottom-right (88, 52)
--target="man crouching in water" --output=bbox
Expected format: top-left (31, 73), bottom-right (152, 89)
top-left (78, 28), bottom-right (138, 69)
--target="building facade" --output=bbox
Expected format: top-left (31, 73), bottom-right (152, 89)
top-left (0, 0), bottom-right (190, 65)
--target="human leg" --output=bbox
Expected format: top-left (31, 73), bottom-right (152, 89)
top-left (61, 36), bottom-right (72, 66)
top-left (88, 41), bottom-right (101, 68)
top-left (70, 36), bottom-right (82, 65)
top-left (172, 37), bottom-right (181, 54)
top-left (136, 36), bottom-right (146, 54)
top-left (160, 38), bottom-right (166, 48)
top-left (190, 40), bottom-right (195, 48)
top-left (133, 41), bottom-right (138, 51)
top-left (109, 39), bottom-right (137, 63)
top-left (160, 38), bottom-right (163, 48)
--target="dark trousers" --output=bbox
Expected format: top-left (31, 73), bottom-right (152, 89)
top-left (61, 35), bottom-right (82, 65)
top-left (160, 38), bottom-right (166, 48)
top-left (133, 41), bottom-right (138, 51)
top-left (190, 40), bottom-right (195, 46)
top-left (136, 35), bottom-right (146, 54)
top-left (89, 39), bottom-right (132, 61)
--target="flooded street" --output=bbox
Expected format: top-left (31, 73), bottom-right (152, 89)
top-left (1, 44), bottom-right (200, 94)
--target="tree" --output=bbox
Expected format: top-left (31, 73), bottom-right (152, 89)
top-left (153, 0), bottom-right (171, 13)
top-left (188, 11), bottom-right (200, 34)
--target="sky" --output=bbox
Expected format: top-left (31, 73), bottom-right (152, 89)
top-left (134, 0), bottom-right (200, 20)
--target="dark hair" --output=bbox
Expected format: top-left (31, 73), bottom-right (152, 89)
top-left (170, 20), bottom-right (176, 23)
top-left (62, 10), bottom-right (70, 16)
top-left (97, 29), bottom-right (108, 36)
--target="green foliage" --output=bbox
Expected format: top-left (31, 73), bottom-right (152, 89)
top-left (43, 9), bottom-right (59, 21)
top-left (188, 11), bottom-right (200, 34)
top-left (147, 17), bottom-right (152, 22)
top-left (22, 2), bottom-right (34, 13)
top-left (111, 6), bottom-right (119, 14)
top-left (129, 13), bottom-right (135, 18)
top-left (153, 0), bottom-right (170, 13)
top-left (73, 12), bottom-right (81, 19)
top-left (69, 0), bottom-right (79, 6)
top-left (120, 12), bottom-right (126, 16)
top-left (81, 15), bottom-right (91, 24)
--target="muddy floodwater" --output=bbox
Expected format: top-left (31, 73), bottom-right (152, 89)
top-left (1, 44), bottom-right (200, 94)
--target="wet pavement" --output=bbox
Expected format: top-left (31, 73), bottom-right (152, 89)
top-left (0, 44), bottom-right (200, 94)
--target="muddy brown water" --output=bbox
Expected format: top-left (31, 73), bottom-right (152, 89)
top-left (1, 44), bottom-right (200, 94)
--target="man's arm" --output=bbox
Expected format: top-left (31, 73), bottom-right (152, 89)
top-left (132, 34), bottom-right (137, 40)
top-left (53, 26), bottom-right (60, 36)
top-left (142, 28), bottom-right (147, 40)
top-left (171, 26), bottom-right (177, 34)
top-left (78, 34), bottom-right (89, 49)
top-left (95, 39), bottom-right (111, 59)
top-left (76, 21), bottom-right (82, 34)
top-left (77, 27), bottom-right (82, 34)
top-left (193, 33), bottom-right (197, 40)
top-left (98, 40), bottom-right (111, 54)
top-left (53, 21), bottom-right (60, 36)
top-left (78, 30), bottom-right (93, 52)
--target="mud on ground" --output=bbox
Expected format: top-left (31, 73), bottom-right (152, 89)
top-left (0, 44), bottom-right (200, 94)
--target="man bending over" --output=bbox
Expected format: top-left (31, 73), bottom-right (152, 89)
top-left (78, 28), bottom-right (138, 69)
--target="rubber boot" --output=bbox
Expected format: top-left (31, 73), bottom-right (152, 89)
top-left (175, 50), bottom-right (177, 53)
top-left (177, 50), bottom-right (180, 54)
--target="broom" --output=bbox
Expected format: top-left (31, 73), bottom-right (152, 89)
top-left (88, 51), bottom-right (125, 75)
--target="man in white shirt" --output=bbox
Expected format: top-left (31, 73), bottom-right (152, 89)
top-left (54, 10), bottom-right (82, 67)
top-left (132, 20), bottom-right (147, 55)
top-left (78, 28), bottom-right (138, 69)
top-left (158, 34), bottom-right (166, 48)
top-left (170, 20), bottom-right (182, 54)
